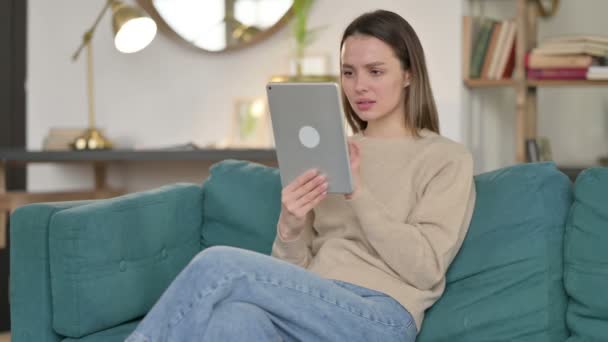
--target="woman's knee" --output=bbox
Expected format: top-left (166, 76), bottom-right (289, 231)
top-left (188, 246), bottom-right (251, 274)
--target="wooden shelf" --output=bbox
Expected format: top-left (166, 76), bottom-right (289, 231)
top-left (464, 79), bottom-right (515, 87)
top-left (0, 148), bottom-right (277, 164)
top-left (465, 79), bottom-right (608, 88)
top-left (527, 79), bottom-right (608, 87)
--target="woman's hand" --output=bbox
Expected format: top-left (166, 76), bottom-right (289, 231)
top-left (278, 169), bottom-right (328, 240)
top-left (345, 139), bottom-right (361, 200)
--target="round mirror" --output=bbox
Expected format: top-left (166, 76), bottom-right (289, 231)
top-left (136, 0), bottom-right (294, 52)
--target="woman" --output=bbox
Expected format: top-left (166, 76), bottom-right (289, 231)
top-left (126, 9), bottom-right (475, 342)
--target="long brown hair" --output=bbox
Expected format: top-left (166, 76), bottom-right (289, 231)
top-left (340, 10), bottom-right (440, 137)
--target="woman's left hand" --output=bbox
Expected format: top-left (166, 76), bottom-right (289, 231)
top-left (345, 139), bottom-right (361, 200)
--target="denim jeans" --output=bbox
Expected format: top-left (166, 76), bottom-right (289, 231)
top-left (125, 246), bottom-right (416, 342)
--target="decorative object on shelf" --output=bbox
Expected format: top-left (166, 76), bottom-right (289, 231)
top-left (537, 137), bottom-right (553, 161)
top-left (525, 138), bottom-right (540, 162)
top-left (228, 97), bottom-right (273, 148)
top-left (534, 0), bottom-right (560, 18)
top-left (525, 137), bottom-right (552, 163)
top-left (71, 0), bottom-right (157, 151)
top-left (137, 0), bottom-right (294, 53)
top-left (271, 0), bottom-right (335, 82)
top-left (291, 0), bottom-right (323, 77)
top-left (290, 54), bottom-right (329, 78)
top-left (43, 128), bottom-right (86, 151)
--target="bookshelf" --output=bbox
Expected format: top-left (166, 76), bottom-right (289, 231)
top-left (465, 79), bottom-right (608, 88)
top-left (464, 0), bottom-right (608, 163)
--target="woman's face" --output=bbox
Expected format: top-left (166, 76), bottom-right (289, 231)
top-left (341, 34), bottom-right (410, 130)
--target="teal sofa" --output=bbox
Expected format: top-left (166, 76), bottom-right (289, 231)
top-left (9, 160), bottom-right (608, 342)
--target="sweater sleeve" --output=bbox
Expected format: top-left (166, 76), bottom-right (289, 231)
top-left (346, 152), bottom-right (475, 290)
top-left (271, 212), bottom-right (316, 268)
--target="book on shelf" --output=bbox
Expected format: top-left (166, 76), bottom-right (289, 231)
top-left (532, 35), bottom-right (608, 57)
top-left (526, 35), bottom-right (608, 80)
top-left (464, 15), bottom-right (516, 81)
top-left (526, 54), bottom-right (595, 69)
top-left (587, 66), bottom-right (608, 80)
top-left (527, 68), bottom-right (588, 80)
top-left (543, 35), bottom-right (608, 46)
top-left (532, 42), bottom-right (608, 57)
top-left (42, 127), bottom-right (86, 151)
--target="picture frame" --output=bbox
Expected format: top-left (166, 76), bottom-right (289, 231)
top-left (228, 97), bottom-right (273, 148)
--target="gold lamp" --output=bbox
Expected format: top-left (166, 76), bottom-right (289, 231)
top-left (71, 0), bottom-right (157, 150)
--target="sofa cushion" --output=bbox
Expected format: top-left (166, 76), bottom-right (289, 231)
top-left (418, 162), bottom-right (572, 342)
top-left (201, 159), bottom-right (281, 254)
top-left (49, 184), bottom-right (203, 338)
top-left (565, 167), bottom-right (608, 342)
top-left (62, 320), bottom-right (139, 342)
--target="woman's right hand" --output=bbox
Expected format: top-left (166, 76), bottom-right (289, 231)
top-left (278, 169), bottom-right (328, 240)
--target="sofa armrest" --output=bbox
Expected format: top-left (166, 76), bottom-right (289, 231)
top-left (10, 200), bottom-right (96, 342)
top-left (47, 183), bottom-right (203, 338)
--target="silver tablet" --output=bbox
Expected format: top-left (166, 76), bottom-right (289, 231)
top-left (266, 82), bottom-right (353, 194)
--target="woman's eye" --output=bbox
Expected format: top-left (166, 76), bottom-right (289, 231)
top-left (342, 70), bottom-right (353, 76)
top-left (371, 69), bottom-right (383, 75)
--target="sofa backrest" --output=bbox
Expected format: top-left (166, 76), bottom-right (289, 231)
top-left (564, 167), bottom-right (608, 342)
top-left (201, 160), bottom-right (282, 254)
top-left (418, 162), bottom-right (572, 342)
top-left (202, 160), bottom-right (574, 342)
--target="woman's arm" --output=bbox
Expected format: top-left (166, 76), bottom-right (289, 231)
top-left (271, 169), bottom-right (326, 268)
top-left (271, 211), bottom-right (316, 268)
top-left (347, 152), bottom-right (475, 290)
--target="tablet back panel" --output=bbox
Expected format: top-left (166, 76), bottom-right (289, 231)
top-left (267, 82), bottom-right (353, 193)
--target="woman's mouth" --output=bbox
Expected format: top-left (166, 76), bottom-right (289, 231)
top-left (356, 100), bottom-right (375, 111)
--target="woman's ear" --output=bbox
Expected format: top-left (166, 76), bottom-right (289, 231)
top-left (403, 71), bottom-right (411, 87)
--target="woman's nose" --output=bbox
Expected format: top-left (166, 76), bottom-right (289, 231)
top-left (354, 76), bottom-right (368, 93)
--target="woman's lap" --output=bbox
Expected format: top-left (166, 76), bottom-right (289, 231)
top-left (125, 246), bottom-right (416, 342)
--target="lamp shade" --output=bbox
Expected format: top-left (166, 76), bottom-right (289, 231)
top-left (111, 1), bottom-right (157, 53)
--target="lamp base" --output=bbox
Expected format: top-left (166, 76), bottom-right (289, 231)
top-left (71, 128), bottom-right (113, 150)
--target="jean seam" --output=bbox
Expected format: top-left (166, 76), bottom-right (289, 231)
top-left (256, 278), bottom-right (408, 330)
top-left (168, 271), bottom-right (248, 329)
top-left (167, 270), bottom-right (410, 334)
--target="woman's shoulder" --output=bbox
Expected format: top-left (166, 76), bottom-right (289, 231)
top-left (418, 129), bottom-right (472, 161)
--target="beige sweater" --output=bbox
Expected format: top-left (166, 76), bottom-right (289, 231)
top-left (271, 129), bottom-right (476, 332)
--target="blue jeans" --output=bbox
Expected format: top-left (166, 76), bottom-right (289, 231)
top-left (125, 246), bottom-right (416, 342)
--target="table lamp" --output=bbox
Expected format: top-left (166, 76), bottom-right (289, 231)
top-left (71, 0), bottom-right (157, 150)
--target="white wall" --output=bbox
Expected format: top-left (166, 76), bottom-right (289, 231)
top-left (466, 0), bottom-right (608, 172)
top-left (27, 0), bottom-right (465, 191)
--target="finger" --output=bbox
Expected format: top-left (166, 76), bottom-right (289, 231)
top-left (294, 180), bottom-right (328, 208)
top-left (284, 169), bottom-right (318, 193)
top-left (298, 187), bottom-right (328, 214)
top-left (291, 174), bottom-right (327, 203)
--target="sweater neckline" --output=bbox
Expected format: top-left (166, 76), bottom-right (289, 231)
top-left (352, 129), bottom-right (436, 144)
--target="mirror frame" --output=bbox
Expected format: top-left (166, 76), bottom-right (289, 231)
top-left (136, 0), bottom-right (294, 53)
